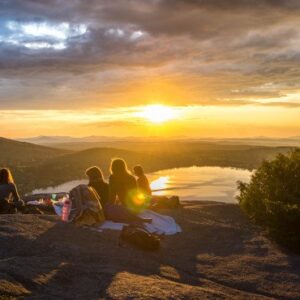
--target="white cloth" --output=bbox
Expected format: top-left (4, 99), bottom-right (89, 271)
top-left (141, 210), bottom-right (182, 235)
top-left (53, 204), bottom-right (181, 235)
top-left (27, 200), bottom-right (41, 206)
top-left (96, 210), bottom-right (182, 235)
top-left (98, 221), bottom-right (125, 231)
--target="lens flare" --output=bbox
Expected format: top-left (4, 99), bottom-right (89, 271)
top-left (125, 189), bottom-right (151, 213)
top-left (133, 193), bottom-right (146, 206)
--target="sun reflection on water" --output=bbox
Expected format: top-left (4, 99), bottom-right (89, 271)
top-left (33, 167), bottom-right (252, 203)
top-left (150, 176), bottom-right (169, 195)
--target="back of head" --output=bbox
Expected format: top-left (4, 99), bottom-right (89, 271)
top-left (0, 168), bottom-right (14, 184)
top-left (133, 165), bottom-right (144, 177)
top-left (111, 158), bottom-right (130, 176)
top-left (86, 166), bottom-right (104, 182)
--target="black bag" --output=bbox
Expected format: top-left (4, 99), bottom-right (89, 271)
top-left (151, 196), bottom-right (181, 210)
top-left (119, 225), bottom-right (160, 251)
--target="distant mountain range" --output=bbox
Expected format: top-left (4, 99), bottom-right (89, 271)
top-left (200, 137), bottom-right (300, 147)
top-left (1, 136), bottom-right (297, 195)
top-left (18, 135), bottom-right (129, 144)
top-left (17, 135), bottom-right (300, 148)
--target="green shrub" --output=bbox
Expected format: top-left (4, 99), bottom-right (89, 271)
top-left (237, 149), bottom-right (300, 252)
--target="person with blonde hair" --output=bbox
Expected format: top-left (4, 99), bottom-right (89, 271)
top-left (109, 158), bottom-right (137, 205)
top-left (0, 168), bottom-right (24, 213)
top-left (107, 159), bottom-right (152, 223)
top-left (86, 166), bottom-right (109, 208)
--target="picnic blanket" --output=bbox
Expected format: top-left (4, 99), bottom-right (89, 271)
top-left (97, 210), bottom-right (182, 235)
top-left (54, 204), bottom-right (181, 235)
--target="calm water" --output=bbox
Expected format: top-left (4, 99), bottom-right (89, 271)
top-left (32, 166), bottom-right (252, 203)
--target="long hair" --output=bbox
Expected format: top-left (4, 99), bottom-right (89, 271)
top-left (86, 166), bottom-right (104, 182)
top-left (110, 158), bottom-right (130, 176)
top-left (0, 168), bottom-right (14, 184)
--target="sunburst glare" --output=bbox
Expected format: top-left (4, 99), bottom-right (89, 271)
top-left (136, 105), bottom-right (179, 124)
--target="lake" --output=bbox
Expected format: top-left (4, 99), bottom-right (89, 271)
top-left (32, 166), bottom-right (252, 203)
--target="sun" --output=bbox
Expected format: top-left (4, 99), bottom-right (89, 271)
top-left (137, 104), bottom-right (178, 123)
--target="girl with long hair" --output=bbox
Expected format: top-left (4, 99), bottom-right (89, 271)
top-left (107, 159), bottom-right (151, 224)
top-left (86, 166), bottom-right (109, 208)
top-left (0, 168), bottom-right (14, 184)
top-left (109, 158), bottom-right (137, 205)
top-left (0, 168), bottom-right (24, 213)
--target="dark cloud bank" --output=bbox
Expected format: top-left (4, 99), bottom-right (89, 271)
top-left (0, 0), bottom-right (299, 108)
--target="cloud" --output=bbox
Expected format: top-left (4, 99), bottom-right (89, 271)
top-left (0, 0), bottom-right (299, 109)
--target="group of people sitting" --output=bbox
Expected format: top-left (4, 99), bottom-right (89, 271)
top-left (0, 158), bottom-right (174, 225)
top-left (84, 158), bottom-right (154, 225)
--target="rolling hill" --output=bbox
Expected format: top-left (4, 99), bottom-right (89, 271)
top-left (0, 137), bottom-right (297, 195)
top-left (16, 143), bottom-right (295, 195)
top-left (0, 137), bottom-right (69, 167)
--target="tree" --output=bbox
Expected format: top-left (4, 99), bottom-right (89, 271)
top-left (237, 150), bottom-right (300, 251)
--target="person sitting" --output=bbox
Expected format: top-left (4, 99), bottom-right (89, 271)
top-left (133, 165), bottom-right (152, 196)
top-left (85, 164), bottom-right (150, 224)
top-left (86, 166), bottom-right (109, 209)
top-left (108, 159), bottom-right (151, 223)
top-left (0, 168), bottom-right (24, 213)
top-left (109, 158), bottom-right (138, 206)
top-left (132, 165), bottom-right (181, 211)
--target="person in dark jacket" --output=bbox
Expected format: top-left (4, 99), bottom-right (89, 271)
top-left (133, 165), bottom-right (152, 196)
top-left (86, 166), bottom-right (109, 208)
top-left (109, 158), bottom-right (138, 205)
top-left (0, 168), bottom-right (24, 213)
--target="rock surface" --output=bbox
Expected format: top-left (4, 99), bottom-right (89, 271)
top-left (0, 201), bottom-right (299, 299)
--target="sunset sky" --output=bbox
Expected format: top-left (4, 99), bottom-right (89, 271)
top-left (0, 0), bottom-right (300, 138)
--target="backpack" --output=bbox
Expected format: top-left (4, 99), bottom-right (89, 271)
top-left (69, 184), bottom-right (105, 225)
top-left (151, 196), bottom-right (181, 211)
top-left (119, 225), bottom-right (160, 251)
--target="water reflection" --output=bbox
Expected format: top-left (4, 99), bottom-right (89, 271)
top-left (150, 176), bottom-right (170, 195)
top-left (32, 166), bottom-right (252, 203)
top-left (148, 166), bottom-right (252, 203)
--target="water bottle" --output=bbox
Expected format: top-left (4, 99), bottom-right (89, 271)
top-left (62, 198), bottom-right (71, 222)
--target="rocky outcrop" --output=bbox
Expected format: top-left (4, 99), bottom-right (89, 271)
top-left (0, 202), bottom-right (299, 299)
